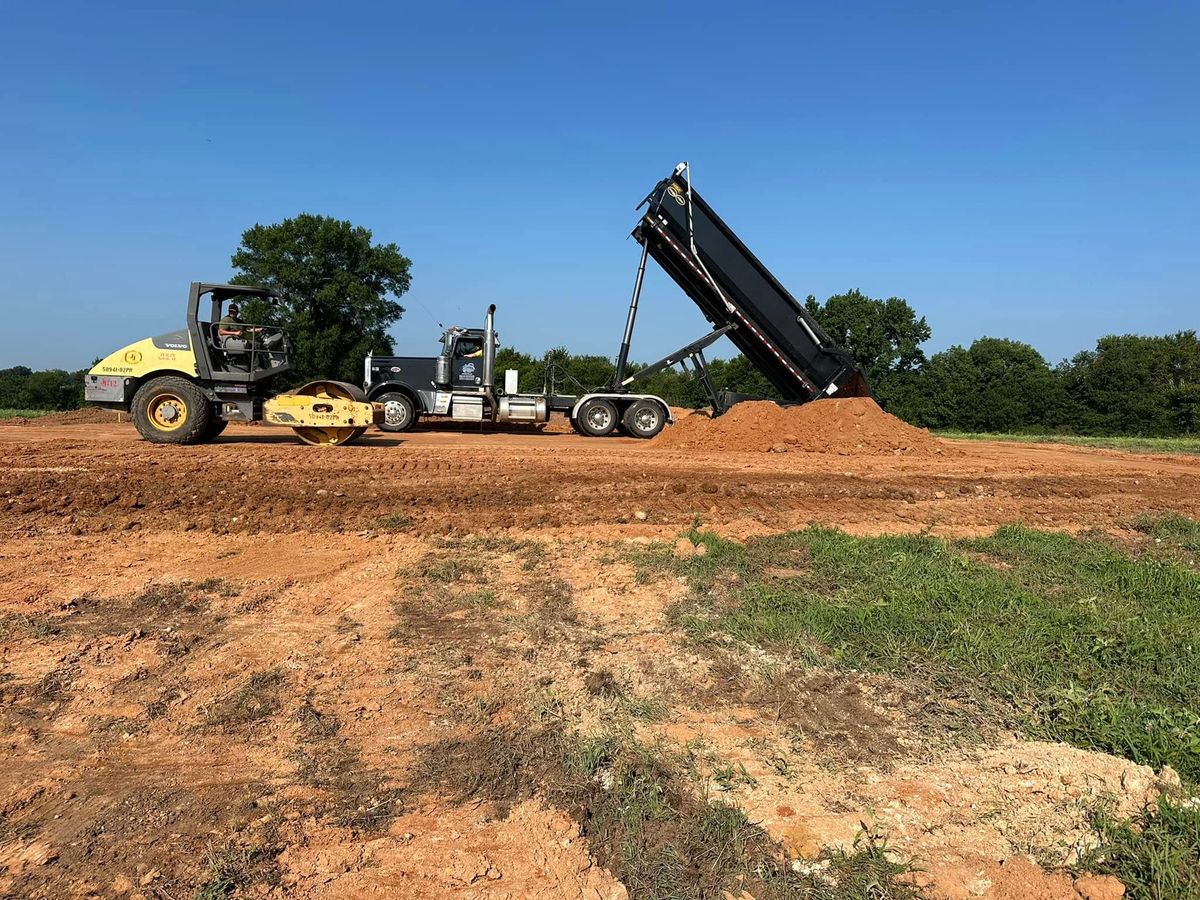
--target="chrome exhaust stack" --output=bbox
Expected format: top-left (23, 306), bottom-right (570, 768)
top-left (483, 303), bottom-right (497, 396)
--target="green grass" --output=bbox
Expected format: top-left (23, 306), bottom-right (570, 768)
top-left (644, 521), bottom-right (1200, 899)
top-left (1078, 795), bottom-right (1200, 900)
top-left (377, 512), bottom-right (413, 531)
top-left (666, 523), bottom-right (1200, 784)
top-left (936, 430), bottom-right (1200, 455)
top-left (565, 736), bottom-right (920, 900)
top-left (0, 408), bottom-right (54, 420)
top-left (1133, 513), bottom-right (1200, 563)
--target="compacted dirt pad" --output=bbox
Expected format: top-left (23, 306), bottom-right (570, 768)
top-left (1, 419), bottom-right (1198, 898)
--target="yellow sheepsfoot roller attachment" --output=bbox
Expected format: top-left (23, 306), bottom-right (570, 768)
top-left (263, 380), bottom-right (383, 446)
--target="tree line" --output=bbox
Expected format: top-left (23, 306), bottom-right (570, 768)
top-left (0, 366), bottom-right (88, 411)
top-left (805, 290), bottom-right (1199, 436)
top-left (4, 214), bottom-right (1195, 435)
top-left (491, 311), bottom-right (1198, 437)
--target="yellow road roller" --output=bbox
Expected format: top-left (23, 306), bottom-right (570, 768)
top-left (84, 282), bottom-right (382, 446)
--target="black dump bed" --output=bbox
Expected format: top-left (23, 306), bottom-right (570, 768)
top-left (634, 169), bottom-right (869, 402)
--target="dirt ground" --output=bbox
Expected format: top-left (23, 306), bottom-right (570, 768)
top-left (2, 420), bottom-right (1197, 899)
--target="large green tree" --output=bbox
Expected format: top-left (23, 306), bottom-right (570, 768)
top-left (911, 338), bottom-right (1066, 431)
top-left (1060, 331), bottom-right (1200, 435)
top-left (804, 290), bottom-right (931, 384)
top-left (231, 214), bottom-right (412, 383)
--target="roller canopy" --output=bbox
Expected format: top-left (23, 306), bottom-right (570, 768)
top-left (633, 167), bottom-right (870, 402)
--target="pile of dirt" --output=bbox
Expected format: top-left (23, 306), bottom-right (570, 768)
top-left (2, 408), bottom-right (123, 426)
top-left (652, 398), bottom-right (939, 455)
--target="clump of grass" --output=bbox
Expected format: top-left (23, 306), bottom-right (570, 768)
top-left (136, 578), bottom-right (232, 611)
top-left (413, 555), bottom-right (486, 584)
top-left (194, 834), bottom-right (280, 899)
top-left (463, 588), bottom-right (499, 609)
top-left (712, 761), bottom-right (758, 792)
top-left (1078, 794), bottom-right (1200, 900)
top-left (625, 695), bottom-right (670, 722)
top-left (0, 613), bottom-right (58, 640)
top-left (377, 512), bottom-right (412, 531)
top-left (204, 669), bottom-right (284, 730)
top-left (521, 541), bottom-right (547, 570)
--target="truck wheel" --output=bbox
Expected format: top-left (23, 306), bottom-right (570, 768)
top-left (575, 398), bottom-right (618, 437)
top-left (377, 392), bottom-right (416, 432)
top-left (622, 399), bottom-right (666, 439)
top-left (131, 376), bottom-right (213, 445)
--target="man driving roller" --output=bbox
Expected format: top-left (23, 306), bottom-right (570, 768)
top-left (217, 303), bottom-right (246, 340)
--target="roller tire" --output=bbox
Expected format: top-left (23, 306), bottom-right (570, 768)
top-left (575, 398), bottom-right (619, 437)
top-left (131, 376), bottom-right (213, 445)
top-left (621, 399), bottom-right (667, 439)
top-left (377, 391), bottom-right (417, 433)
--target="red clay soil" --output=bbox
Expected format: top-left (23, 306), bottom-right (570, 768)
top-left (652, 397), bottom-right (940, 455)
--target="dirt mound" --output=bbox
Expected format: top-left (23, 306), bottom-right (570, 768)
top-left (2, 408), bottom-right (124, 426)
top-left (652, 398), bottom-right (939, 455)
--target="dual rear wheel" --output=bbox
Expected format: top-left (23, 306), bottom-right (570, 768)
top-left (573, 398), bottom-right (666, 439)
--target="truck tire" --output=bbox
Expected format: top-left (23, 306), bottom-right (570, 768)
top-left (376, 392), bottom-right (417, 432)
top-left (622, 399), bottom-right (666, 439)
top-left (575, 398), bottom-right (618, 437)
top-left (131, 376), bottom-right (213, 445)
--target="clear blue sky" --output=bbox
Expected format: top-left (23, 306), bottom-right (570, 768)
top-left (1, 1), bottom-right (1196, 371)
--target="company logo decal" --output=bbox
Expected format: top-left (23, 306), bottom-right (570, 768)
top-left (124, 350), bottom-right (143, 365)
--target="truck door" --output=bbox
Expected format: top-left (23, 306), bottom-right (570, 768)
top-left (453, 336), bottom-right (485, 388)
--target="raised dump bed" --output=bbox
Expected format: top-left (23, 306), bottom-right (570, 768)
top-left (633, 164), bottom-right (870, 403)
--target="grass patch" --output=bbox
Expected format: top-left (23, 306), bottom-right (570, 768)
top-left (667, 523), bottom-right (1200, 785)
top-left (413, 555), bottom-right (486, 583)
top-left (194, 834), bottom-right (280, 899)
top-left (1132, 513), bottom-right (1200, 565)
top-left (0, 612), bottom-right (58, 640)
top-left (412, 727), bottom-right (920, 899)
top-left (463, 587), bottom-right (500, 609)
top-left (204, 669), bottom-right (285, 731)
top-left (136, 578), bottom-right (233, 610)
top-left (377, 512), bottom-right (413, 531)
top-left (936, 431), bottom-right (1200, 455)
top-left (0, 408), bottom-right (54, 420)
top-left (1078, 795), bottom-right (1200, 900)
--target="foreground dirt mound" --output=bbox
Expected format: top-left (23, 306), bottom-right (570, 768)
top-left (2, 408), bottom-right (123, 426)
top-left (653, 398), bottom-right (939, 455)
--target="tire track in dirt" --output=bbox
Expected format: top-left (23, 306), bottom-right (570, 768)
top-left (3, 425), bottom-right (1197, 541)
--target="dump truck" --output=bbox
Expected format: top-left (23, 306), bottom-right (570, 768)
top-left (363, 162), bottom-right (868, 436)
top-left (84, 283), bottom-right (382, 445)
top-left (364, 305), bottom-right (674, 439)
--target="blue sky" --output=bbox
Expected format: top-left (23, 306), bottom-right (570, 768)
top-left (1, 1), bottom-right (1196, 371)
